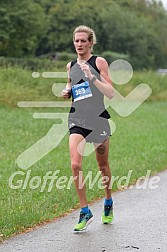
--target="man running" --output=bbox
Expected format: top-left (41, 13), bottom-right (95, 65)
top-left (62, 25), bottom-right (114, 232)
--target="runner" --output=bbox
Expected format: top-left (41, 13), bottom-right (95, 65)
top-left (62, 25), bottom-right (114, 232)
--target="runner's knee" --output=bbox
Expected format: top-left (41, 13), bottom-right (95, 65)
top-left (71, 161), bottom-right (82, 174)
top-left (97, 162), bottom-right (109, 174)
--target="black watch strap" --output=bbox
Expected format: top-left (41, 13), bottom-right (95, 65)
top-left (91, 75), bottom-right (97, 83)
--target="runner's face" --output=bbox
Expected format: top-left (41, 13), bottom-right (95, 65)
top-left (74, 32), bottom-right (92, 56)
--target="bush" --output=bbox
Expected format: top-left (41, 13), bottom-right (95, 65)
top-left (0, 57), bottom-right (55, 71)
top-left (0, 57), bottom-right (58, 71)
top-left (56, 52), bottom-right (77, 61)
top-left (0, 53), bottom-right (77, 71)
top-left (101, 51), bottom-right (129, 64)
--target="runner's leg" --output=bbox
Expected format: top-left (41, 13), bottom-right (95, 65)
top-left (69, 133), bottom-right (87, 208)
top-left (94, 139), bottom-right (112, 199)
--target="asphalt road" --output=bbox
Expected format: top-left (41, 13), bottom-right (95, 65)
top-left (0, 170), bottom-right (167, 252)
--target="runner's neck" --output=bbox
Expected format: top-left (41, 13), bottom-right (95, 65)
top-left (77, 54), bottom-right (93, 64)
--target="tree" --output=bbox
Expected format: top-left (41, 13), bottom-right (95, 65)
top-left (0, 0), bottom-right (46, 57)
top-left (0, 0), bottom-right (166, 69)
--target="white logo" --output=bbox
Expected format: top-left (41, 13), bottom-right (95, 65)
top-left (100, 131), bottom-right (107, 136)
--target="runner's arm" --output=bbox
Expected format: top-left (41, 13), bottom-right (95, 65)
top-left (62, 62), bottom-right (72, 99)
top-left (94, 57), bottom-right (114, 99)
top-left (79, 57), bottom-right (114, 99)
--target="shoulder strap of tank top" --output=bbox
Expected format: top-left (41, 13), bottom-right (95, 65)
top-left (88, 55), bottom-right (100, 74)
top-left (70, 59), bottom-right (77, 68)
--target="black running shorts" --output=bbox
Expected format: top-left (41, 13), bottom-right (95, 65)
top-left (69, 121), bottom-right (111, 143)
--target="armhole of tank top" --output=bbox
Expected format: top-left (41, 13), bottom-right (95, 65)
top-left (70, 60), bottom-right (77, 69)
top-left (91, 56), bottom-right (99, 73)
top-left (93, 56), bottom-right (101, 77)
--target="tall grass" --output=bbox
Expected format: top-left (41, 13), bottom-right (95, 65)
top-left (116, 70), bottom-right (167, 101)
top-left (0, 67), bottom-right (167, 108)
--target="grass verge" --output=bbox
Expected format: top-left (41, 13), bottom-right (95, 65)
top-left (0, 101), bottom-right (167, 240)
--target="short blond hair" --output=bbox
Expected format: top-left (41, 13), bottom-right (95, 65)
top-left (73, 25), bottom-right (97, 51)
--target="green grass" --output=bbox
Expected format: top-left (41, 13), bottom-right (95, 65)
top-left (0, 102), bottom-right (167, 240)
top-left (116, 70), bottom-right (167, 101)
top-left (0, 67), bottom-right (167, 107)
top-left (0, 67), bottom-right (167, 240)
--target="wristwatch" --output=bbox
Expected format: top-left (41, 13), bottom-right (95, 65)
top-left (90, 75), bottom-right (97, 83)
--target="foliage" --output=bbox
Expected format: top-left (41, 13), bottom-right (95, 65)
top-left (101, 51), bottom-right (129, 64)
top-left (0, 0), bottom-right (46, 57)
top-left (0, 0), bottom-right (167, 69)
top-left (0, 56), bottom-right (60, 71)
top-left (56, 52), bottom-right (77, 61)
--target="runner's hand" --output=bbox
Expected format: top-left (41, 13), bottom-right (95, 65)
top-left (62, 89), bottom-right (71, 99)
top-left (80, 63), bottom-right (93, 79)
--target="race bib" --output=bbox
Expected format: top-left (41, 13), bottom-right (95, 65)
top-left (72, 81), bottom-right (92, 102)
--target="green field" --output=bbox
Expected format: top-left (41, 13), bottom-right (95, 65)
top-left (0, 67), bottom-right (167, 241)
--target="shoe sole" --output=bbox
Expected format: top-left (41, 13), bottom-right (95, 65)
top-left (73, 216), bottom-right (94, 233)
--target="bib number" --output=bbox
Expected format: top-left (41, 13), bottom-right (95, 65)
top-left (72, 81), bottom-right (92, 102)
